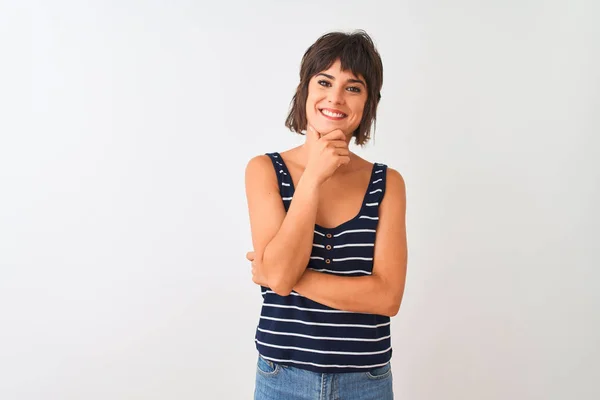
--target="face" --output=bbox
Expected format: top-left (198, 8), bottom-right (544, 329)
top-left (305, 59), bottom-right (368, 137)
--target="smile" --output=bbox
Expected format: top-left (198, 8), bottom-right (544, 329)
top-left (320, 108), bottom-right (347, 120)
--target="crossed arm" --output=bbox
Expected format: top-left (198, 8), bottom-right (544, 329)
top-left (245, 155), bottom-right (407, 317)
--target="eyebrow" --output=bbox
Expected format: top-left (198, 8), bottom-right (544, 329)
top-left (316, 73), bottom-right (366, 88)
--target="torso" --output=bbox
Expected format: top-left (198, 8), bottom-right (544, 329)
top-left (279, 147), bottom-right (374, 229)
top-left (256, 151), bottom-right (391, 373)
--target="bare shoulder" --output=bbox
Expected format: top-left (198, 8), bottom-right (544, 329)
top-left (383, 167), bottom-right (406, 206)
top-left (385, 167), bottom-right (405, 190)
top-left (245, 154), bottom-right (274, 178)
top-left (245, 154), bottom-right (278, 190)
top-left (245, 154), bottom-right (271, 172)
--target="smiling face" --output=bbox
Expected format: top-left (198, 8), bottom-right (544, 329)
top-left (305, 59), bottom-right (368, 137)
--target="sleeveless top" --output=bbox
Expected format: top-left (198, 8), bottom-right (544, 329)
top-left (255, 152), bottom-right (391, 374)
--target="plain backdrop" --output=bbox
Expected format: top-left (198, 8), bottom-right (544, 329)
top-left (1, 0), bottom-right (599, 399)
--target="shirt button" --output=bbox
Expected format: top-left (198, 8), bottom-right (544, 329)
top-left (326, 233), bottom-right (332, 238)
top-left (326, 245), bottom-right (332, 250)
top-left (325, 259), bottom-right (331, 264)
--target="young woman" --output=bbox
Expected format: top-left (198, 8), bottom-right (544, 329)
top-left (244, 30), bottom-right (408, 400)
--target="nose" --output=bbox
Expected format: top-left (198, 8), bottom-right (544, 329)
top-left (327, 87), bottom-right (345, 105)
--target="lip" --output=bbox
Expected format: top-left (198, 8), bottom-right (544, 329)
top-left (319, 107), bottom-right (347, 120)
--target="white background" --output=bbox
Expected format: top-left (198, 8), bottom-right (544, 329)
top-left (1, 0), bottom-right (599, 399)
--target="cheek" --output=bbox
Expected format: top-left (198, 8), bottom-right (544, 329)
top-left (305, 98), bottom-right (314, 115)
top-left (305, 93), bottom-right (321, 113)
top-left (351, 100), bottom-right (367, 121)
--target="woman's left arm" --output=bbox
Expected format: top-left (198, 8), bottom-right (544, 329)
top-left (292, 168), bottom-right (408, 317)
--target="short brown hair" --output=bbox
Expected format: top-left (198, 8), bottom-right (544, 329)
top-left (285, 30), bottom-right (383, 146)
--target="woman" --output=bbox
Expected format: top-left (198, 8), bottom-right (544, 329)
top-left (244, 30), bottom-right (407, 400)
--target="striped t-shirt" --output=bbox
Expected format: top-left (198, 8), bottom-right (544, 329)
top-left (254, 152), bottom-right (391, 373)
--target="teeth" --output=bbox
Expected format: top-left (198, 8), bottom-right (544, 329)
top-left (321, 109), bottom-right (346, 118)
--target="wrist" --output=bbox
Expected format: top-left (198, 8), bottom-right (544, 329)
top-left (298, 171), bottom-right (322, 190)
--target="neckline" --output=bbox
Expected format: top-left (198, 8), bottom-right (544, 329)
top-left (274, 152), bottom-right (378, 232)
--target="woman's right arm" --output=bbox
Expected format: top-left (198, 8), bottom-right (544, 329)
top-left (244, 155), bottom-right (321, 296)
top-left (245, 130), bottom-right (349, 296)
top-left (244, 155), bottom-right (321, 295)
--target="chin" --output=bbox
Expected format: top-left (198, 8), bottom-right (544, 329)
top-left (314, 119), bottom-right (350, 133)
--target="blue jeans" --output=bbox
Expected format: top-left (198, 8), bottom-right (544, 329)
top-left (254, 355), bottom-right (393, 400)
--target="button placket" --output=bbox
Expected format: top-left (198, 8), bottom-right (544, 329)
top-left (325, 233), bottom-right (332, 264)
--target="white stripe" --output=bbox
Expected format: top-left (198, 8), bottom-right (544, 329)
top-left (310, 256), bottom-right (324, 260)
top-left (276, 161), bottom-right (283, 166)
top-left (282, 182), bottom-right (290, 186)
top-left (260, 316), bottom-right (390, 328)
top-left (372, 178), bottom-right (382, 184)
top-left (365, 202), bottom-right (379, 206)
top-left (282, 197), bottom-right (292, 201)
top-left (333, 229), bottom-right (375, 237)
top-left (314, 230), bottom-right (325, 236)
top-left (359, 216), bottom-right (379, 220)
top-left (256, 339), bottom-right (392, 356)
top-left (262, 290), bottom-right (302, 297)
top-left (333, 257), bottom-right (373, 262)
top-left (262, 303), bottom-right (351, 313)
top-left (257, 327), bottom-right (391, 342)
top-left (369, 189), bottom-right (382, 194)
top-left (309, 268), bottom-right (371, 275)
top-left (273, 155), bottom-right (279, 158)
top-left (259, 356), bottom-right (391, 369)
top-left (312, 244), bottom-right (325, 248)
top-left (375, 170), bottom-right (383, 174)
top-left (279, 169), bottom-right (287, 175)
top-left (334, 243), bottom-right (374, 248)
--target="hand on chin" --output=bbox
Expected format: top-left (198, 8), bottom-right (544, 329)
top-left (313, 123), bottom-right (348, 137)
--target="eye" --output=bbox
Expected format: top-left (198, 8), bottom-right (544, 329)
top-left (347, 86), bottom-right (361, 93)
top-left (317, 80), bottom-right (332, 87)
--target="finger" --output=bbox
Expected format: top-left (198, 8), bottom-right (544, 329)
top-left (320, 129), bottom-right (346, 141)
top-left (334, 148), bottom-right (350, 156)
top-left (306, 124), bottom-right (321, 142)
top-left (337, 156), bottom-right (351, 167)
top-left (327, 140), bottom-right (350, 148)
top-left (246, 252), bottom-right (253, 261)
